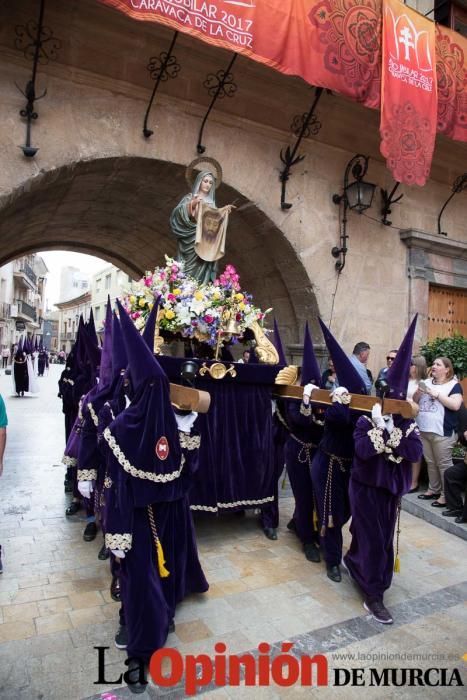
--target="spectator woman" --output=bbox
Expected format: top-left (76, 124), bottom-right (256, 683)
top-left (415, 357), bottom-right (463, 507)
top-left (407, 355), bottom-right (427, 492)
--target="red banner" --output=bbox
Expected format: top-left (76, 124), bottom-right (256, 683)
top-left (380, 0), bottom-right (437, 186)
top-left (436, 24), bottom-right (467, 142)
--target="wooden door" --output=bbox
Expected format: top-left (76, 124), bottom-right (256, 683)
top-left (428, 285), bottom-right (467, 339)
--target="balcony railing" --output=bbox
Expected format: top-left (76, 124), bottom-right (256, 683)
top-left (13, 261), bottom-right (37, 290)
top-left (12, 299), bottom-right (37, 322)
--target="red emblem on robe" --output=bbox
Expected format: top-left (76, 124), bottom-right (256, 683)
top-left (155, 437), bottom-right (169, 461)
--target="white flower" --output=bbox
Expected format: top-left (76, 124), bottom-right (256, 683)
top-left (190, 299), bottom-right (206, 315)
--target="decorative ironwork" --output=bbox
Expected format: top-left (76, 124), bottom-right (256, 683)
top-left (279, 87), bottom-right (323, 210)
top-left (437, 173), bottom-right (467, 237)
top-left (14, 0), bottom-right (61, 158)
top-left (196, 53), bottom-right (238, 154)
top-left (143, 31), bottom-right (180, 138)
top-left (290, 112), bottom-right (321, 139)
top-left (381, 181), bottom-right (403, 226)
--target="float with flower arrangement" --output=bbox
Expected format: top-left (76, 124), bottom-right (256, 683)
top-left (123, 257), bottom-right (279, 366)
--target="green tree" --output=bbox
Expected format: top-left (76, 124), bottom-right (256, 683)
top-left (420, 332), bottom-right (467, 379)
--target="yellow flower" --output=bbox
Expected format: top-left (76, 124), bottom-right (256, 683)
top-left (173, 288), bottom-right (181, 296)
top-left (148, 302), bottom-right (154, 310)
top-left (239, 302), bottom-right (246, 311)
top-left (129, 295), bottom-right (136, 305)
top-left (165, 309), bottom-right (175, 320)
top-left (235, 293), bottom-right (244, 302)
top-left (213, 291), bottom-right (221, 300)
top-left (194, 291), bottom-right (204, 301)
top-left (138, 298), bottom-right (146, 308)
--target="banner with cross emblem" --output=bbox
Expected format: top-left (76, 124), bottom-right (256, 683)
top-left (380, 0), bottom-right (437, 186)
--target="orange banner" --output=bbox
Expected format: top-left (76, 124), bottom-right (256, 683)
top-left (380, 0), bottom-right (437, 186)
top-left (99, 0), bottom-right (382, 108)
top-left (436, 24), bottom-right (467, 142)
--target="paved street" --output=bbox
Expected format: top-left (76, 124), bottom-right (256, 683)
top-left (0, 365), bottom-right (466, 699)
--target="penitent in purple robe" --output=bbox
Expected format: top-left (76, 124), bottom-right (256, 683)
top-left (344, 414), bottom-right (423, 602)
top-left (310, 402), bottom-right (356, 567)
top-left (283, 400), bottom-right (324, 545)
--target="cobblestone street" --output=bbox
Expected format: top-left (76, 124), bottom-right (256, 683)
top-left (0, 366), bottom-right (466, 699)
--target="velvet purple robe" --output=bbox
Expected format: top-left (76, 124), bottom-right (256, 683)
top-left (310, 402), bottom-right (356, 567)
top-left (344, 414), bottom-right (423, 602)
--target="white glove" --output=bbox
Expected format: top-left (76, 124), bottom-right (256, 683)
top-left (175, 411), bottom-right (198, 433)
top-left (111, 549), bottom-right (125, 559)
top-left (78, 480), bottom-right (95, 500)
top-left (383, 415), bottom-right (395, 434)
top-left (332, 386), bottom-right (350, 404)
top-left (303, 383), bottom-right (319, 405)
top-left (271, 399), bottom-right (277, 416)
top-left (371, 403), bottom-right (385, 429)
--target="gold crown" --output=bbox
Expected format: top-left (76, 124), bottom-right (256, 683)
top-left (274, 365), bottom-right (298, 385)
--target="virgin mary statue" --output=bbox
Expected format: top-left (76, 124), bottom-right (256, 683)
top-left (170, 166), bottom-right (234, 284)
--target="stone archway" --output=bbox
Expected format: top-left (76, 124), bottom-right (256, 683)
top-left (0, 156), bottom-right (319, 347)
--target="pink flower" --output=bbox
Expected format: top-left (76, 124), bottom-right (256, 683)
top-left (131, 312), bottom-right (141, 320)
top-left (159, 271), bottom-right (166, 280)
top-left (169, 274), bottom-right (177, 282)
top-left (167, 293), bottom-right (176, 302)
top-left (236, 312), bottom-right (242, 321)
top-left (213, 279), bottom-right (219, 287)
top-left (225, 264), bottom-right (236, 274)
top-left (144, 276), bottom-right (153, 287)
top-left (171, 264), bottom-right (179, 273)
top-left (204, 314), bottom-right (214, 324)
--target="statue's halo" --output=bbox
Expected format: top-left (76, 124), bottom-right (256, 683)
top-left (185, 157), bottom-right (223, 189)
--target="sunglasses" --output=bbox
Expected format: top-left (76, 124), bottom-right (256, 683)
top-left (386, 356), bottom-right (396, 361)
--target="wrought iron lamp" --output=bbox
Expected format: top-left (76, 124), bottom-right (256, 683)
top-left (331, 154), bottom-right (375, 272)
top-left (180, 359), bottom-right (198, 387)
top-left (437, 173), bottom-right (467, 237)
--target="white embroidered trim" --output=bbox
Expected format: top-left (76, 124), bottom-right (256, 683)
top-left (405, 422), bottom-right (417, 437)
top-left (105, 533), bottom-right (132, 552)
top-left (62, 455), bottom-right (77, 467)
top-left (103, 427), bottom-right (185, 482)
top-left (386, 427), bottom-right (403, 449)
top-left (78, 468), bottom-right (97, 481)
top-left (300, 404), bottom-right (312, 416)
top-left (63, 378), bottom-right (75, 386)
top-left (190, 495), bottom-right (275, 513)
top-left (367, 427), bottom-right (385, 454)
top-left (178, 432), bottom-right (201, 450)
top-left (104, 402), bottom-right (115, 421)
top-left (87, 402), bottom-right (99, 427)
top-left (104, 476), bottom-right (113, 488)
top-left (388, 454), bottom-right (403, 464)
top-left (332, 393), bottom-right (351, 405)
top-left (78, 398), bottom-right (84, 421)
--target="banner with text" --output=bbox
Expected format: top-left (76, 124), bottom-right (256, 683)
top-left (380, 0), bottom-right (437, 186)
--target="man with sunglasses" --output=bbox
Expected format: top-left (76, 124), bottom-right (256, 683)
top-left (376, 350), bottom-right (398, 397)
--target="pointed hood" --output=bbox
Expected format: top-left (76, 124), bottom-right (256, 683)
top-left (111, 311), bottom-right (127, 375)
top-left (273, 319), bottom-right (287, 366)
top-left (301, 322), bottom-right (321, 386)
top-left (318, 318), bottom-right (367, 394)
top-left (86, 308), bottom-right (99, 348)
top-left (116, 299), bottom-right (165, 392)
top-left (142, 296), bottom-right (160, 351)
top-left (99, 297), bottom-right (113, 387)
top-left (81, 324), bottom-right (101, 375)
top-left (386, 315), bottom-right (418, 400)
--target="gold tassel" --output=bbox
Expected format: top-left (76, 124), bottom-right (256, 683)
top-left (313, 508), bottom-right (318, 531)
top-left (393, 499), bottom-right (402, 574)
top-left (156, 538), bottom-right (170, 578)
top-left (328, 514), bottom-right (334, 528)
top-left (394, 556), bottom-right (400, 574)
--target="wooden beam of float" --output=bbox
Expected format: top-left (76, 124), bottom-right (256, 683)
top-left (170, 383), bottom-right (211, 413)
top-left (274, 386), bottom-right (414, 418)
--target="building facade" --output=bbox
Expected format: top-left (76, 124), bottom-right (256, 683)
top-left (90, 265), bottom-right (132, 336)
top-left (56, 292), bottom-right (92, 354)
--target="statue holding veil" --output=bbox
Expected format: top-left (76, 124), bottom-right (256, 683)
top-left (170, 158), bottom-right (235, 284)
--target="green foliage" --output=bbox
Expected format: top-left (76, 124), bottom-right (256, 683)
top-left (420, 332), bottom-right (467, 378)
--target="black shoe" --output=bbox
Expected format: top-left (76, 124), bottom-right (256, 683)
top-left (326, 565), bottom-right (341, 582)
top-left (65, 501), bottom-right (80, 516)
top-left (431, 501), bottom-right (447, 508)
top-left (114, 624), bottom-right (128, 649)
top-left (364, 599), bottom-right (393, 624)
top-left (83, 522), bottom-right (98, 541)
top-left (168, 619), bottom-right (175, 633)
top-left (455, 516), bottom-right (467, 524)
top-left (442, 509), bottom-right (462, 517)
top-left (304, 542), bottom-right (321, 563)
top-left (98, 543), bottom-right (110, 560)
top-left (417, 493), bottom-right (441, 500)
top-left (286, 519), bottom-right (297, 532)
top-left (263, 527), bottom-right (277, 540)
top-left (125, 657), bottom-right (148, 694)
top-left (110, 575), bottom-right (121, 602)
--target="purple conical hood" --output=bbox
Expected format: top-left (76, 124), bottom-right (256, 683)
top-left (111, 311), bottom-right (127, 376)
top-left (86, 308), bottom-right (99, 347)
top-left (386, 314), bottom-right (418, 400)
top-left (99, 297), bottom-right (113, 387)
top-left (142, 296), bottom-right (160, 351)
top-left (81, 324), bottom-right (101, 373)
top-left (318, 318), bottom-right (367, 394)
top-left (273, 319), bottom-right (287, 365)
top-left (301, 322), bottom-right (321, 386)
top-left (116, 299), bottom-right (166, 391)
